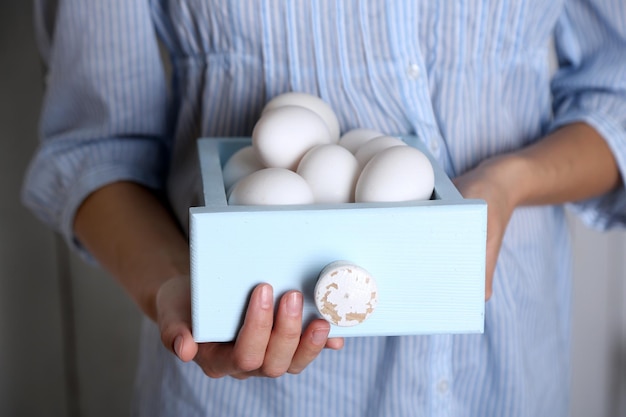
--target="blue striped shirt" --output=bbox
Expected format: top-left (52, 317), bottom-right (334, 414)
top-left (24, 1), bottom-right (626, 416)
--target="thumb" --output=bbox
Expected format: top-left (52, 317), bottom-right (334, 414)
top-left (155, 276), bottom-right (199, 362)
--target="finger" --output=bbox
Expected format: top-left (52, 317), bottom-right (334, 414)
top-left (195, 284), bottom-right (275, 378)
top-left (325, 337), bottom-right (345, 350)
top-left (156, 277), bottom-right (199, 362)
top-left (484, 237), bottom-right (496, 300)
top-left (286, 319), bottom-right (331, 374)
top-left (225, 284), bottom-right (274, 375)
top-left (236, 327), bottom-right (346, 378)
top-left (484, 213), bottom-right (505, 301)
top-left (260, 291), bottom-right (304, 377)
top-left (485, 254), bottom-right (495, 301)
top-left (194, 342), bottom-right (233, 379)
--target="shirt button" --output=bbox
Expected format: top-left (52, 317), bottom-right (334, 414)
top-left (407, 63), bottom-right (420, 79)
top-left (437, 379), bottom-right (449, 394)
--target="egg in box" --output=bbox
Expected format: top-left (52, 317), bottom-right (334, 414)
top-left (190, 92), bottom-right (487, 342)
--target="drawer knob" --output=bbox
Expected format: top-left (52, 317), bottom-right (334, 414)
top-left (314, 261), bottom-right (378, 327)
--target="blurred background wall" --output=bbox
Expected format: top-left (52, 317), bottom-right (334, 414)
top-left (0, 2), bottom-right (624, 416)
top-left (1, 3), bottom-right (141, 417)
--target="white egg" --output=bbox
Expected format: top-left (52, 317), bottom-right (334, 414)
top-left (262, 92), bottom-right (341, 142)
top-left (354, 135), bottom-right (407, 168)
top-left (355, 146), bottom-right (435, 203)
top-left (228, 168), bottom-right (315, 206)
top-left (252, 106), bottom-right (333, 171)
top-left (222, 145), bottom-right (265, 191)
top-left (296, 144), bottom-right (360, 203)
top-left (338, 128), bottom-right (384, 154)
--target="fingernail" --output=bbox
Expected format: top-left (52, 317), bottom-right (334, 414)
top-left (312, 328), bottom-right (329, 346)
top-left (286, 292), bottom-right (302, 316)
top-left (260, 284), bottom-right (272, 310)
top-left (174, 335), bottom-right (184, 359)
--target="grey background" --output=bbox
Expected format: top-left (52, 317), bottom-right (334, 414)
top-left (1, 2), bottom-right (624, 416)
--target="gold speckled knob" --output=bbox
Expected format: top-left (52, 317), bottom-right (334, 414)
top-left (314, 261), bottom-right (378, 327)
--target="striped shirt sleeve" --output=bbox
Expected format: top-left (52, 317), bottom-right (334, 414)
top-left (22, 0), bottom-right (171, 260)
top-left (550, 0), bottom-right (626, 230)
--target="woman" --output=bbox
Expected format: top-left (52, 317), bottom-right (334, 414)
top-left (23, 1), bottom-right (625, 416)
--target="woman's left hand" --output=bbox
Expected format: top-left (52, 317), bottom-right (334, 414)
top-left (452, 156), bottom-right (519, 300)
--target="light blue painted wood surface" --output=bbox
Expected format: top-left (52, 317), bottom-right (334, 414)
top-left (190, 136), bottom-right (487, 342)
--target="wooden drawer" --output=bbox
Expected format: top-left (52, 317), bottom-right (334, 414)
top-left (190, 136), bottom-right (486, 342)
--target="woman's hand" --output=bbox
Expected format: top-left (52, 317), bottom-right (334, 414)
top-left (452, 123), bottom-right (622, 300)
top-left (75, 182), bottom-right (344, 379)
top-left (156, 276), bottom-right (344, 379)
top-left (452, 156), bottom-right (519, 300)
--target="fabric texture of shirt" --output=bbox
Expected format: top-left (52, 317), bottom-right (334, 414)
top-left (23, 1), bottom-right (626, 416)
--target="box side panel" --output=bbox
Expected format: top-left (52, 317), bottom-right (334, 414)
top-left (190, 204), bottom-right (486, 342)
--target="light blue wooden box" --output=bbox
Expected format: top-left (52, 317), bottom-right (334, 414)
top-left (190, 136), bottom-right (487, 342)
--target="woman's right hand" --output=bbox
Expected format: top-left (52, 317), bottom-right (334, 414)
top-left (73, 182), bottom-right (343, 378)
top-left (156, 276), bottom-right (344, 379)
